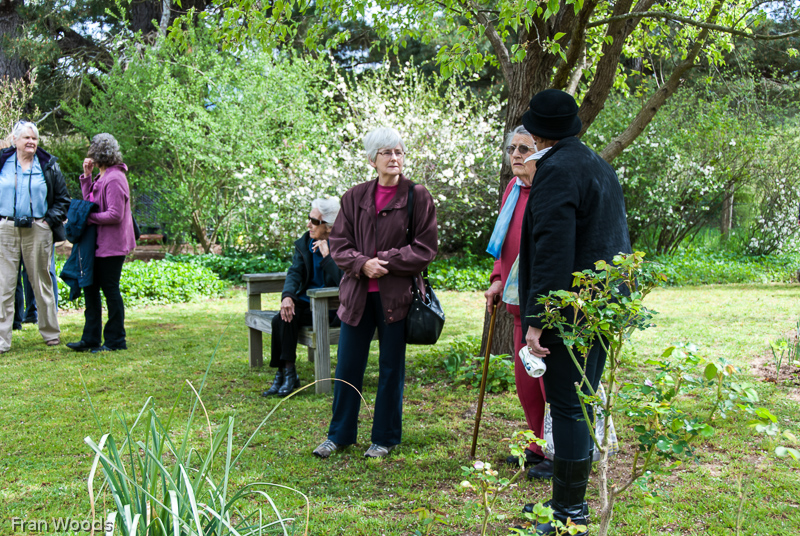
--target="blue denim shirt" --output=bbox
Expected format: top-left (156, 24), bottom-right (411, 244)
top-left (0, 154), bottom-right (47, 218)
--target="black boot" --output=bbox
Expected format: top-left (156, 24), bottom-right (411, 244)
top-left (523, 499), bottom-right (590, 522)
top-left (261, 369), bottom-right (285, 397)
top-left (527, 458), bottom-right (554, 480)
top-left (277, 366), bottom-right (300, 396)
top-left (533, 456), bottom-right (592, 536)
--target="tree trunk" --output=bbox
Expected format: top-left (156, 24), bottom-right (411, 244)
top-left (720, 183), bottom-right (734, 237)
top-left (0, 0), bottom-right (27, 81)
top-left (479, 304), bottom-right (515, 360)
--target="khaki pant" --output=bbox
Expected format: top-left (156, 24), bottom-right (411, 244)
top-left (0, 219), bottom-right (60, 351)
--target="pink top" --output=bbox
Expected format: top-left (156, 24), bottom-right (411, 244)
top-left (80, 163), bottom-right (136, 258)
top-left (369, 183), bottom-right (399, 292)
top-left (489, 177), bottom-right (531, 317)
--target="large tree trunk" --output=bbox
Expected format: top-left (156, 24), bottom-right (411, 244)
top-left (479, 304), bottom-right (516, 360)
top-left (0, 0), bottom-right (27, 81)
top-left (720, 183), bottom-right (734, 237)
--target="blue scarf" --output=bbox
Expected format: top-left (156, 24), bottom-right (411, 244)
top-left (486, 177), bottom-right (524, 259)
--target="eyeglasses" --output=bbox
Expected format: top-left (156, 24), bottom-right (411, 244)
top-left (308, 216), bottom-right (327, 226)
top-left (506, 144), bottom-right (535, 155)
top-left (376, 149), bottom-right (405, 158)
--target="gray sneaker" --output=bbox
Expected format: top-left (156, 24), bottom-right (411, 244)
top-left (364, 443), bottom-right (396, 458)
top-left (313, 439), bottom-right (339, 458)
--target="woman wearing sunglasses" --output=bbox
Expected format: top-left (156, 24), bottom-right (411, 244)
top-left (312, 126), bottom-right (438, 459)
top-left (484, 125), bottom-right (554, 480)
top-left (262, 198), bottom-right (343, 397)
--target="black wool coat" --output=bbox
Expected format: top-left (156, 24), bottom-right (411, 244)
top-left (518, 136), bottom-right (632, 335)
top-left (281, 231), bottom-right (344, 302)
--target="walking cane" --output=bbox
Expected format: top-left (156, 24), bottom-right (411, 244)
top-left (470, 301), bottom-right (498, 457)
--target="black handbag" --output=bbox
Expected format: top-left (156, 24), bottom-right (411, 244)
top-left (404, 182), bottom-right (445, 345)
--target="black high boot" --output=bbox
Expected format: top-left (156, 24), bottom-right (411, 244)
top-left (534, 456), bottom-right (592, 536)
top-left (278, 366), bottom-right (300, 396)
top-left (261, 369), bottom-right (285, 397)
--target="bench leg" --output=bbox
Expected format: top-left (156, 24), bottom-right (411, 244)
top-left (248, 327), bottom-right (263, 368)
top-left (310, 297), bottom-right (332, 395)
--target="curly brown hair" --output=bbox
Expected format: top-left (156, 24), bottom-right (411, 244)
top-left (87, 133), bottom-right (123, 167)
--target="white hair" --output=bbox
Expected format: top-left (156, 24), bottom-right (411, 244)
top-left (311, 197), bottom-right (340, 228)
top-left (12, 121), bottom-right (39, 142)
top-left (504, 125), bottom-right (534, 166)
top-left (363, 127), bottom-right (406, 163)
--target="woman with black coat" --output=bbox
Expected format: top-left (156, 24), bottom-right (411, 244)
top-left (262, 198), bottom-right (344, 397)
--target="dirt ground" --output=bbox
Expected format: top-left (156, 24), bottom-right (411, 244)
top-left (750, 326), bottom-right (800, 401)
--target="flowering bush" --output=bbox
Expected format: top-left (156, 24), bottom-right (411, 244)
top-left (583, 91), bottom-right (760, 254)
top-left (239, 59), bottom-right (505, 252)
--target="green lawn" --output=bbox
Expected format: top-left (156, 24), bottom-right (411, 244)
top-left (2, 285), bottom-right (799, 535)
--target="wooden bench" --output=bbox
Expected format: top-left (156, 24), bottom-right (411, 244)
top-left (244, 272), bottom-right (343, 394)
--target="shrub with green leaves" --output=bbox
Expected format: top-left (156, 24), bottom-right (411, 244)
top-left (166, 252), bottom-right (291, 282)
top-left (649, 249), bottom-right (800, 286)
top-left (55, 258), bottom-right (226, 310)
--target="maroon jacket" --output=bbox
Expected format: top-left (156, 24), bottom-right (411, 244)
top-left (331, 175), bottom-right (438, 326)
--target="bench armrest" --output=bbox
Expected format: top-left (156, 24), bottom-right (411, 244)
top-left (244, 272), bottom-right (287, 297)
top-left (306, 287), bottom-right (340, 299)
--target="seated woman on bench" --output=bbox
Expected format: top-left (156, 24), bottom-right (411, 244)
top-left (262, 198), bottom-right (343, 397)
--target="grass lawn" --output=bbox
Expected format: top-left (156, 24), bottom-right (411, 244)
top-left (2, 284), bottom-right (800, 535)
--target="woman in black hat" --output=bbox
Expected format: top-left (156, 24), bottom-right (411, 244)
top-left (517, 89), bottom-right (631, 535)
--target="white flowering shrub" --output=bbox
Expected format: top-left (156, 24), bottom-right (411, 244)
top-left (735, 127), bottom-right (800, 255)
top-left (238, 60), bottom-right (505, 252)
top-left (583, 92), bottom-right (771, 254)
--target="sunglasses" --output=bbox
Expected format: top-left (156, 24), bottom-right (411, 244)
top-left (506, 144), bottom-right (535, 155)
top-left (308, 216), bottom-right (327, 226)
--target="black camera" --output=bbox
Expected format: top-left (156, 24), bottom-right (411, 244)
top-left (14, 216), bottom-right (33, 228)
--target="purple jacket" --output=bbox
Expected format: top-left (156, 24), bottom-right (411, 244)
top-left (331, 175), bottom-right (438, 326)
top-left (80, 164), bottom-right (136, 258)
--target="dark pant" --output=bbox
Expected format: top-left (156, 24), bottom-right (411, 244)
top-left (540, 329), bottom-right (607, 461)
top-left (270, 299), bottom-right (313, 367)
top-left (14, 262), bottom-right (36, 325)
top-left (327, 293), bottom-right (407, 447)
top-left (82, 255), bottom-right (127, 349)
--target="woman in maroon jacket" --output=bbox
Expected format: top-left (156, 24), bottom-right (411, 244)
top-left (66, 133), bottom-right (136, 353)
top-left (313, 127), bottom-right (438, 459)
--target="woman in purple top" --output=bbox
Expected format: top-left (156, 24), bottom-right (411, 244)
top-left (66, 133), bottom-right (136, 353)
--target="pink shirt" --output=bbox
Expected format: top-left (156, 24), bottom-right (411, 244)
top-left (368, 183), bottom-right (399, 292)
top-left (489, 177), bottom-right (530, 317)
top-left (80, 164), bottom-right (136, 258)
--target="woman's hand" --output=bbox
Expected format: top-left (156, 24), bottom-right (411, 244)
top-left (312, 240), bottom-right (330, 257)
top-left (484, 280), bottom-right (504, 313)
top-left (362, 257), bottom-right (389, 279)
top-left (82, 158), bottom-right (95, 177)
top-left (280, 297), bottom-right (295, 322)
top-left (525, 326), bottom-right (550, 358)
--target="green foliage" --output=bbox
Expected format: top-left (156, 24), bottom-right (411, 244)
top-left (55, 258), bottom-right (226, 310)
top-left (440, 336), bottom-right (481, 378)
top-left (428, 254), bottom-right (494, 291)
top-left (767, 319), bottom-right (800, 383)
top-left (649, 249), bottom-right (800, 286)
top-left (64, 30), bottom-right (336, 253)
top-left (166, 252), bottom-right (291, 282)
top-left (0, 72), bottom-right (38, 137)
top-left (455, 354), bottom-right (515, 394)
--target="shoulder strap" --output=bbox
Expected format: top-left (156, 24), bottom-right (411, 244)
top-left (406, 181), bottom-right (415, 245)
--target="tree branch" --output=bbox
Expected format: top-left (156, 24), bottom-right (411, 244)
top-left (465, 0), bottom-right (513, 82)
top-left (587, 10), bottom-right (800, 41)
top-left (552, 0), bottom-right (599, 89)
top-left (600, 0), bottom-right (727, 162)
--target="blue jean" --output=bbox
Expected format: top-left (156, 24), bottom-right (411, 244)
top-left (327, 293), bottom-right (407, 447)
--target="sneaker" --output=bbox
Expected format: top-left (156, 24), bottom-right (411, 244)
top-left (313, 439), bottom-right (339, 459)
top-left (364, 443), bottom-right (396, 458)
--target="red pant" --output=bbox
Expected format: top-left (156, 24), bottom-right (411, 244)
top-left (513, 315), bottom-right (546, 454)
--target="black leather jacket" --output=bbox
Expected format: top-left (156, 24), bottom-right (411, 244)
top-left (0, 146), bottom-right (70, 242)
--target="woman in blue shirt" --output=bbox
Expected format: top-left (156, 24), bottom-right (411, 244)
top-left (0, 121), bottom-right (69, 353)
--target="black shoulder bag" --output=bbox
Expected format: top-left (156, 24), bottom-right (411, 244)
top-left (404, 182), bottom-right (445, 345)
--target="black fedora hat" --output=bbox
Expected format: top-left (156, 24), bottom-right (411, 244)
top-left (521, 89), bottom-right (582, 139)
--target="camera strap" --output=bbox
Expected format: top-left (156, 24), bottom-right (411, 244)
top-left (13, 154), bottom-right (34, 219)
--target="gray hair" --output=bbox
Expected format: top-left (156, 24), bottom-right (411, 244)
top-left (87, 133), bottom-right (124, 167)
top-left (363, 127), bottom-right (406, 163)
top-left (12, 121), bottom-right (39, 142)
top-left (311, 197), bottom-right (340, 228)
top-left (504, 125), bottom-right (534, 166)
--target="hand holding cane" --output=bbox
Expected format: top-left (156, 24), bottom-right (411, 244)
top-left (470, 301), bottom-right (498, 457)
